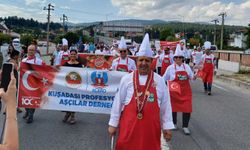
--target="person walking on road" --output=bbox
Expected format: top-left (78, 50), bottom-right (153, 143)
top-left (160, 47), bottom-right (173, 76)
top-left (111, 36), bottom-right (136, 72)
top-left (57, 38), bottom-right (70, 66)
top-left (62, 49), bottom-right (83, 124)
top-left (108, 33), bottom-right (174, 150)
top-left (201, 41), bottom-right (215, 95)
top-left (22, 44), bottom-right (45, 123)
top-left (163, 44), bottom-right (196, 135)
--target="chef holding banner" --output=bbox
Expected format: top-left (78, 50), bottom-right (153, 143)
top-left (163, 44), bottom-right (196, 135)
top-left (111, 36), bottom-right (136, 72)
top-left (108, 33), bottom-right (174, 150)
top-left (21, 44), bottom-right (46, 124)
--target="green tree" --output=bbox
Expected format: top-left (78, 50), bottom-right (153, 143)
top-left (245, 23), bottom-right (250, 48)
top-left (0, 33), bottom-right (11, 45)
top-left (20, 34), bottom-right (34, 47)
top-left (159, 28), bottom-right (174, 41)
top-left (64, 32), bottom-right (79, 47)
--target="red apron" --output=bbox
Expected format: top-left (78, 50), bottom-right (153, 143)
top-left (60, 52), bottom-right (69, 65)
top-left (202, 57), bottom-right (214, 84)
top-left (161, 55), bottom-right (171, 76)
top-left (169, 64), bottom-right (192, 113)
top-left (116, 58), bottom-right (129, 72)
top-left (116, 71), bottom-right (161, 150)
top-left (150, 57), bottom-right (158, 70)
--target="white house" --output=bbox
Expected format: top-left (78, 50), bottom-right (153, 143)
top-left (228, 31), bottom-right (247, 49)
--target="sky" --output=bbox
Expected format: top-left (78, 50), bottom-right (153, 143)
top-left (0, 0), bottom-right (249, 26)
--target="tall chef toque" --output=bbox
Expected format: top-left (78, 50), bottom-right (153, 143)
top-left (174, 44), bottom-right (184, 57)
top-left (136, 33), bottom-right (153, 57)
top-left (204, 41), bottom-right (211, 50)
top-left (118, 36), bottom-right (127, 50)
top-left (62, 38), bottom-right (68, 46)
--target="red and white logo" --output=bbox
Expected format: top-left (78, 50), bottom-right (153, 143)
top-left (65, 71), bottom-right (82, 88)
top-left (95, 57), bottom-right (105, 68)
top-left (169, 81), bottom-right (181, 94)
top-left (18, 63), bottom-right (58, 108)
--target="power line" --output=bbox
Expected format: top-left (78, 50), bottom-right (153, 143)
top-left (43, 3), bottom-right (54, 54)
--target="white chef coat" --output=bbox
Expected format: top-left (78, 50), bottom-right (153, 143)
top-left (111, 57), bottom-right (136, 71)
top-left (109, 72), bottom-right (174, 130)
top-left (192, 51), bottom-right (203, 65)
top-left (163, 63), bottom-right (194, 81)
top-left (56, 50), bottom-right (70, 66)
top-left (22, 56), bottom-right (44, 65)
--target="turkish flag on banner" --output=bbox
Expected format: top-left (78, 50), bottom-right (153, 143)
top-left (18, 63), bottom-right (59, 108)
top-left (168, 81), bottom-right (181, 94)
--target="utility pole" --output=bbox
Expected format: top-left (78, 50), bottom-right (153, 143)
top-left (219, 12), bottom-right (226, 50)
top-left (44, 3), bottom-right (54, 54)
top-left (211, 19), bottom-right (219, 45)
top-left (60, 14), bottom-right (68, 33)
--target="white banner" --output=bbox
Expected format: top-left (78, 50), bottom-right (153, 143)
top-left (18, 63), bottom-right (127, 114)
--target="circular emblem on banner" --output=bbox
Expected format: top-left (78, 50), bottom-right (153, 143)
top-left (91, 71), bottom-right (108, 87)
top-left (95, 57), bottom-right (105, 68)
top-left (65, 71), bottom-right (82, 88)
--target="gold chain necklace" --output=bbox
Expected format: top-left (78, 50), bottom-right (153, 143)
top-left (134, 70), bottom-right (153, 120)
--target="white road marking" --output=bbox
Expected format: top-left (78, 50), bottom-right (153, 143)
top-left (213, 84), bottom-right (229, 92)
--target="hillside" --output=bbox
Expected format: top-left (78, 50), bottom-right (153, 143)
top-left (0, 16), bottom-right (62, 31)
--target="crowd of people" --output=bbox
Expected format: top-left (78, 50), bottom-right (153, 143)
top-left (0, 34), bottom-right (217, 150)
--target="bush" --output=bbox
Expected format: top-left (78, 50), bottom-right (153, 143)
top-left (0, 33), bottom-right (11, 45)
top-left (238, 70), bottom-right (250, 74)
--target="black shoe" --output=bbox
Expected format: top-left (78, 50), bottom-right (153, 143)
top-left (23, 112), bottom-right (28, 119)
top-left (17, 108), bottom-right (22, 113)
top-left (26, 116), bottom-right (33, 124)
top-left (208, 92), bottom-right (212, 96)
top-left (63, 112), bottom-right (71, 123)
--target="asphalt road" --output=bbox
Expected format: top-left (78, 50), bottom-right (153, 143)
top-left (0, 79), bottom-right (250, 150)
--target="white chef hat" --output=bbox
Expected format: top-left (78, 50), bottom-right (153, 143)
top-left (62, 38), bottom-right (68, 46)
top-left (118, 36), bottom-right (127, 50)
top-left (174, 44), bottom-right (184, 57)
top-left (180, 39), bottom-right (186, 45)
top-left (204, 41), bottom-right (211, 50)
top-left (136, 33), bottom-right (153, 58)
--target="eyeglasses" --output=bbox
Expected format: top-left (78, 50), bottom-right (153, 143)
top-left (120, 50), bottom-right (127, 53)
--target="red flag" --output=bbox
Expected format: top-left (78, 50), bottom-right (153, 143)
top-left (18, 63), bottom-right (59, 108)
top-left (168, 81), bottom-right (181, 94)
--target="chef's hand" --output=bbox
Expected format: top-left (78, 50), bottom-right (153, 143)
top-left (193, 75), bottom-right (197, 80)
top-left (163, 130), bottom-right (172, 141)
top-left (108, 126), bottom-right (117, 137)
